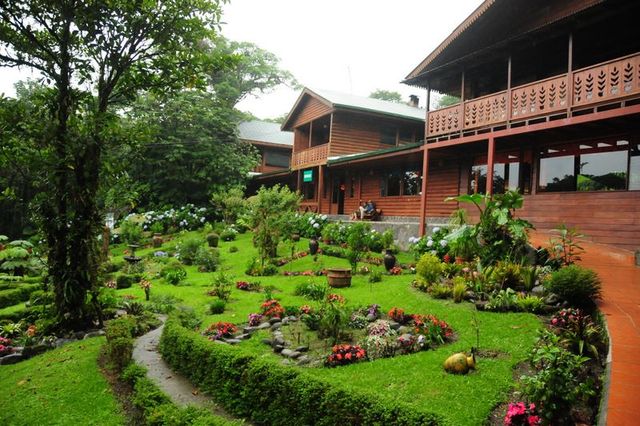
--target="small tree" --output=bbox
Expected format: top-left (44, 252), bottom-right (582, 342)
top-left (211, 187), bottom-right (246, 225)
top-left (247, 185), bottom-right (300, 266)
top-left (346, 222), bottom-right (371, 273)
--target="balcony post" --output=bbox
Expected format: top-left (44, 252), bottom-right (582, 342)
top-left (486, 137), bottom-right (495, 195)
top-left (460, 70), bottom-right (465, 134)
top-left (419, 147), bottom-right (430, 236)
top-left (507, 55), bottom-right (512, 125)
top-left (567, 32), bottom-right (574, 117)
top-left (317, 165), bottom-right (323, 213)
top-left (425, 81), bottom-right (431, 138)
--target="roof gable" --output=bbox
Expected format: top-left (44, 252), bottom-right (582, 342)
top-left (239, 120), bottom-right (293, 147)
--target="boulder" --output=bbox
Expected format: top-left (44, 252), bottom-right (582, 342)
top-left (295, 346), bottom-right (309, 353)
top-left (0, 353), bottom-right (23, 365)
top-left (22, 344), bottom-right (50, 359)
top-left (270, 322), bottom-right (282, 331)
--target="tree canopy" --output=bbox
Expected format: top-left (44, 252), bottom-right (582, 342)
top-left (369, 89), bottom-right (403, 103)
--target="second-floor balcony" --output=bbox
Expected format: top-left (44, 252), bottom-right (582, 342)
top-left (427, 52), bottom-right (640, 139)
top-left (291, 143), bottom-right (329, 170)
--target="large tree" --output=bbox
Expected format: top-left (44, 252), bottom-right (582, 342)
top-left (369, 89), bottom-right (403, 103)
top-left (0, 0), bottom-right (225, 328)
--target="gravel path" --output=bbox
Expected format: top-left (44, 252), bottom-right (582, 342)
top-left (132, 319), bottom-right (233, 419)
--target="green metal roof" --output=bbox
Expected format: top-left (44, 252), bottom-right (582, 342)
top-left (327, 141), bottom-right (424, 165)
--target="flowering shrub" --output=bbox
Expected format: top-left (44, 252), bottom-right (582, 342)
top-left (248, 313), bottom-right (263, 327)
top-left (0, 336), bottom-right (13, 356)
top-left (389, 265), bottom-right (402, 275)
top-left (411, 227), bottom-right (450, 260)
top-left (325, 344), bottom-right (366, 367)
top-left (550, 308), bottom-right (581, 329)
top-left (261, 299), bottom-right (285, 319)
top-left (236, 281), bottom-right (261, 292)
top-left (412, 314), bottom-right (453, 345)
top-left (396, 334), bottom-right (427, 354)
top-left (362, 335), bottom-right (396, 360)
top-left (293, 213), bottom-right (329, 238)
top-left (349, 313), bottom-right (368, 329)
top-left (367, 304), bottom-right (380, 319)
top-left (550, 308), bottom-right (602, 358)
top-left (203, 322), bottom-right (237, 341)
top-left (299, 305), bottom-right (313, 315)
top-left (326, 293), bottom-right (345, 304)
top-left (388, 307), bottom-right (408, 324)
top-left (117, 204), bottom-right (211, 236)
top-left (503, 402), bottom-right (541, 425)
top-left (367, 320), bottom-right (395, 337)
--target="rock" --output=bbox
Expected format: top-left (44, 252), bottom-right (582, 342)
top-left (0, 353), bottom-right (23, 365)
top-left (273, 345), bottom-right (284, 353)
top-left (389, 321), bottom-right (401, 330)
top-left (235, 333), bottom-right (251, 340)
top-left (531, 285), bottom-right (545, 296)
top-left (282, 317), bottom-right (289, 325)
top-left (270, 322), bottom-right (282, 330)
top-left (272, 337), bottom-right (285, 347)
top-left (256, 322), bottom-right (271, 330)
top-left (287, 316), bottom-right (298, 322)
top-left (269, 317), bottom-right (281, 325)
top-left (22, 344), bottom-right (49, 359)
top-left (465, 291), bottom-right (477, 301)
top-left (55, 338), bottom-right (75, 348)
top-left (397, 326), bottom-right (409, 335)
top-left (366, 313), bottom-right (377, 322)
top-left (475, 301), bottom-right (487, 311)
top-left (223, 338), bottom-right (242, 345)
top-left (544, 293), bottom-right (560, 305)
top-left (74, 331), bottom-right (86, 340)
top-left (295, 345), bottom-right (309, 353)
top-left (399, 333), bottom-right (413, 341)
top-left (261, 338), bottom-right (272, 345)
top-left (243, 326), bottom-right (257, 333)
top-left (213, 340), bottom-right (228, 345)
top-left (281, 349), bottom-right (302, 359)
top-left (297, 355), bottom-right (311, 365)
top-left (83, 330), bottom-right (105, 339)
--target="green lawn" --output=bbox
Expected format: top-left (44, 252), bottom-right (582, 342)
top-left (0, 337), bottom-right (124, 426)
top-left (114, 230), bottom-right (542, 425)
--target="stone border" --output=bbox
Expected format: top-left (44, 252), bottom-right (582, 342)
top-left (597, 315), bottom-right (613, 426)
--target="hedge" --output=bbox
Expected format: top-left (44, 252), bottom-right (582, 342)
top-left (160, 316), bottom-right (443, 426)
top-left (0, 283), bottom-right (40, 309)
top-left (121, 363), bottom-right (241, 426)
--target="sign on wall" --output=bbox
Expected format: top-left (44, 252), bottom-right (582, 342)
top-left (303, 169), bottom-right (313, 182)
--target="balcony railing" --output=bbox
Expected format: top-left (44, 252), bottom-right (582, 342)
top-left (427, 52), bottom-right (640, 138)
top-left (291, 144), bottom-right (329, 169)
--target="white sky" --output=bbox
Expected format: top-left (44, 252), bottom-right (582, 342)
top-left (0, 0), bottom-right (483, 119)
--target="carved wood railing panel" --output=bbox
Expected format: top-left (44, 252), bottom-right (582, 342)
top-left (291, 144), bottom-right (328, 168)
top-left (426, 104), bottom-right (462, 137)
top-left (573, 53), bottom-right (640, 107)
top-left (511, 75), bottom-right (569, 120)
top-left (464, 91), bottom-right (508, 129)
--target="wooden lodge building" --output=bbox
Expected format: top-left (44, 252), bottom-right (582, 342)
top-left (253, 0), bottom-right (640, 252)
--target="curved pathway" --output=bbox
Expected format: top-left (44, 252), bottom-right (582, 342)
top-left (132, 320), bottom-right (234, 419)
top-left (532, 233), bottom-right (640, 425)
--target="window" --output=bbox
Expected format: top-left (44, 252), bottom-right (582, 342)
top-left (469, 152), bottom-right (528, 194)
top-left (380, 168), bottom-right (421, 196)
top-left (398, 128), bottom-right (414, 145)
top-left (539, 139), bottom-right (633, 192)
top-left (264, 150), bottom-right (290, 168)
top-left (350, 176), bottom-right (356, 198)
top-left (302, 183), bottom-right (315, 200)
top-left (381, 127), bottom-right (397, 145)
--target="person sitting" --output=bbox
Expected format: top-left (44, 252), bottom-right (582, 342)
top-left (362, 200), bottom-right (382, 220)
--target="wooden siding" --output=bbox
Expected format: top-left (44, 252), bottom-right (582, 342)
top-left (330, 112), bottom-right (424, 157)
top-left (425, 161), bottom-right (460, 216)
top-left (289, 97), bottom-right (332, 129)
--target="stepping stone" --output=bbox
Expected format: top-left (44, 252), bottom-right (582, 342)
top-left (271, 322), bottom-right (282, 330)
top-left (389, 321), bottom-right (401, 330)
top-left (83, 330), bottom-right (105, 339)
top-left (256, 322), bottom-right (271, 330)
top-left (273, 345), bottom-right (284, 353)
top-left (235, 333), bottom-right (251, 340)
top-left (269, 318), bottom-right (281, 325)
top-left (0, 353), bottom-right (23, 365)
top-left (223, 338), bottom-right (242, 345)
top-left (281, 349), bottom-right (302, 359)
top-left (295, 346), bottom-right (309, 353)
top-left (297, 355), bottom-right (311, 365)
top-left (261, 338), bottom-right (272, 345)
top-left (243, 326), bottom-right (256, 333)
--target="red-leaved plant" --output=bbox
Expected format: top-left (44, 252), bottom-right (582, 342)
top-left (503, 402), bottom-right (541, 425)
top-left (325, 344), bottom-right (366, 367)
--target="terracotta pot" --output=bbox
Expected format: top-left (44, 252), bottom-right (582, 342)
top-left (327, 268), bottom-right (352, 288)
top-left (383, 249), bottom-right (396, 271)
top-left (292, 233), bottom-right (300, 242)
top-left (309, 238), bottom-right (319, 255)
top-left (152, 233), bottom-right (163, 248)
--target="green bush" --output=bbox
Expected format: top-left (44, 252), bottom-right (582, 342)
top-left (416, 253), bottom-right (444, 284)
top-left (105, 316), bottom-right (135, 371)
top-left (209, 271), bottom-right (233, 301)
top-left (219, 228), bottom-right (237, 242)
top-left (0, 283), bottom-right (40, 309)
top-left (293, 281), bottom-right (328, 301)
top-left (428, 284), bottom-right (452, 299)
top-left (116, 274), bottom-right (140, 289)
top-left (209, 299), bottom-right (226, 315)
top-left (161, 262), bottom-right (187, 285)
top-left (485, 288), bottom-right (519, 312)
top-left (206, 232), bottom-right (219, 248)
top-left (368, 270), bottom-right (383, 283)
top-left (228, 246), bottom-right (239, 253)
top-left (159, 316), bottom-right (443, 426)
top-left (516, 295), bottom-right (544, 313)
top-left (119, 219), bottom-right (143, 245)
top-left (545, 265), bottom-right (602, 309)
top-left (452, 277), bottom-right (467, 303)
top-left (176, 237), bottom-right (203, 265)
top-left (194, 246), bottom-right (219, 272)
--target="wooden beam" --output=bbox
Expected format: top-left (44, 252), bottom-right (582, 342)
top-left (425, 81), bottom-right (431, 138)
top-left (486, 137), bottom-right (495, 195)
top-left (567, 32), bottom-right (574, 117)
top-left (506, 55), bottom-right (512, 126)
top-left (317, 165), bottom-right (324, 213)
top-left (297, 170), bottom-right (302, 193)
top-left (418, 148), bottom-right (430, 236)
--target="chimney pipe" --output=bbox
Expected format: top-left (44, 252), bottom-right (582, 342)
top-left (408, 94), bottom-right (419, 107)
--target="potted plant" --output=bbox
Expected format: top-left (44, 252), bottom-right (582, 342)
top-left (447, 225), bottom-right (477, 263)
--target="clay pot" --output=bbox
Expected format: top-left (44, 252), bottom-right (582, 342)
top-left (383, 249), bottom-right (396, 271)
top-left (309, 237), bottom-right (319, 255)
top-left (327, 268), bottom-right (352, 288)
top-left (152, 233), bottom-right (163, 248)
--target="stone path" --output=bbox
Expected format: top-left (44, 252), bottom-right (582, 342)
top-left (132, 320), bottom-right (232, 419)
top-left (532, 232), bottom-right (640, 425)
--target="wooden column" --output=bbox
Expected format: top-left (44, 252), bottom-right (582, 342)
top-left (567, 32), bottom-right (574, 117)
top-left (506, 55), bottom-right (512, 125)
top-left (418, 148), bottom-right (430, 236)
top-left (486, 137), bottom-right (495, 195)
top-left (460, 70), bottom-right (465, 135)
top-left (297, 170), bottom-right (302, 194)
top-left (317, 165), bottom-right (323, 213)
top-left (309, 121), bottom-right (313, 147)
top-left (425, 81), bottom-right (431, 139)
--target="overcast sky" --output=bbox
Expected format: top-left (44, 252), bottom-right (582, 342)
top-left (0, 0), bottom-right (482, 119)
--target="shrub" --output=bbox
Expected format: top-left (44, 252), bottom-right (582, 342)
top-left (194, 246), bottom-right (219, 272)
top-left (164, 269), bottom-right (186, 286)
top-left (494, 261), bottom-right (524, 290)
top-left (206, 232), bottom-right (219, 247)
top-left (116, 274), bottom-right (139, 289)
top-left (219, 228), bottom-right (237, 242)
top-left (325, 344), bottom-right (366, 367)
top-left (245, 257), bottom-right (278, 276)
top-left (261, 299), bottom-right (285, 319)
top-left (516, 295), bottom-right (544, 313)
top-left (176, 237), bottom-right (202, 265)
top-left (148, 294), bottom-right (181, 314)
top-left (429, 284), bottom-right (452, 299)
top-left (416, 253), bottom-right (444, 284)
top-left (293, 281), bottom-right (328, 301)
top-left (229, 246), bottom-right (239, 253)
top-left (412, 277), bottom-right (431, 292)
top-left (119, 219), bottom-right (143, 245)
top-left (159, 316), bottom-right (443, 425)
top-left (545, 265), bottom-right (601, 309)
top-left (122, 301), bottom-right (145, 316)
top-left (361, 335), bottom-right (396, 360)
top-left (368, 270), bottom-right (383, 283)
top-left (208, 271), bottom-right (233, 301)
top-left (0, 284), bottom-right (40, 309)
top-left (486, 288), bottom-right (518, 311)
top-left (209, 299), bottom-right (226, 315)
top-left (411, 226), bottom-right (450, 260)
top-left (203, 322), bottom-right (237, 340)
top-left (105, 316), bottom-right (135, 371)
top-left (452, 277), bottom-right (467, 303)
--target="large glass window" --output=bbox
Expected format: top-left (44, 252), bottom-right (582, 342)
top-left (381, 127), bottom-right (397, 145)
top-left (380, 168), bottom-right (421, 196)
top-left (630, 143), bottom-right (640, 190)
top-left (264, 150), bottom-right (290, 167)
top-left (469, 152), bottom-right (527, 194)
top-left (402, 171), bottom-right (422, 195)
top-left (539, 139), bottom-right (633, 192)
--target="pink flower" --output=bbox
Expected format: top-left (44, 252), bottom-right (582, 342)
top-left (527, 415), bottom-right (541, 426)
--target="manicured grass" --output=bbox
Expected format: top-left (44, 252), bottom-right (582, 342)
top-left (0, 337), bottom-right (124, 426)
top-left (0, 302), bottom-right (26, 316)
top-left (113, 230), bottom-right (542, 425)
